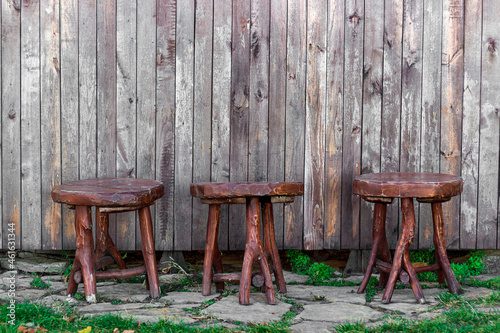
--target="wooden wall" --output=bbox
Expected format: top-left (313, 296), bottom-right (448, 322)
top-left (1, 0), bottom-right (499, 251)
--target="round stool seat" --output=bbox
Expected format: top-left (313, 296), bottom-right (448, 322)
top-left (52, 178), bottom-right (164, 207)
top-left (353, 172), bottom-right (462, 201)
top-left (190, 181), bottom-right (304, 199)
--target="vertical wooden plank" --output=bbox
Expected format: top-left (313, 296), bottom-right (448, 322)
top-left (41, 0), bottom-right (61, 249)
top-left (115, 0), bottom-right (137, 250)
top-left (136, 0), bottom-right (156, 250)
top-left (419, 0), bottom-right (443, 249)
top-left (192, 0), bottom-right (213, 251)
top-left (21, 0), bottom-right (41, 250)
top-left (381, 0), bottom-right (403, 249)
top-left (441, 0), bottom-right (464, 249)
top-left (341, 0), bottom-right (363, 249)
top-left (211, 0), bottom-right (231, 251)
top-left (360, 0), bottom-right (384, 250)
top-left (401, 0), bottom-right (423, 249)
top-left (60, 0), bottom-right (79, 249)
top-left (248, 0), bottom-right (269, 182)
top-left (459, 0), bottom-right (481, 249)
top-left (156, 0), bottom-right (176, 251)
top-left (324, 0), bottom-right (344, 249)
top-left (303, 0), bottom-right (326, 250)
top-left (284, 0), bottom-right (306, 249)
top-left (229, 0), bottom-right (250, 250)
top-left (268, 0), bottom-right (286, 249)
top-left (97, 0), bottom-right (117, 240)
top-left (174, 0), bottom-right (194, 251)
top-left (2, 0), bottom-right (21, 249)
top-left (477, 0), bottom-right (500, 249)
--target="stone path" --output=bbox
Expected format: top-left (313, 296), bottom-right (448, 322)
top-left (1, 269), bottom-right (499, 332)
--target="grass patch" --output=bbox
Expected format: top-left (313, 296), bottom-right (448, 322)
top-left (29, 275), bottom-right (50, 289)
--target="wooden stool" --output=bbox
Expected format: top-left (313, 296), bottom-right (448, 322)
top-left (191, 182), bottom-right (304, 305)
top-left (353, 172), bottom-right (464, 304)
top-left (52, 178), bottom-right (164, 302)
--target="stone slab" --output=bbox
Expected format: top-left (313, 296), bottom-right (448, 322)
top-left (0, 257), bottom-right (69, 274)
top-left (285, 285), bottom-right (366, 304)
top-left (90, 283), bottom-right (151, 302)
top-left (203, 293), bottom-right (291, 324)
top-left (297, 302), bottom-right (384, 323)
top-left (160, 291), bottom-right (218, 305)
top-left (289, 320), bottom-right (335, 333)
top-left (78, 302), bottom-right (164, 314)
top-left (283, 271), bottom-right (309, 284)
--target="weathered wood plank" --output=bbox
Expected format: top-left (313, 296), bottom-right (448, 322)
top-left (229, 0), bottom-right (250, 250)
top-left (211, 0), bottom-right (232, 251)
top-left (324, 0), bottom-right (344, 249)
top-left (360, 0), bottom-right (384, 250)
top-left (381, 0), bottom-right (403, 249)
top-left (341, 0), bottom-right (364, 249)
top-left (284, 0), bottom-right (306, 249)
top-left (477, 0), bottom-right (500, 249)
top-left (156, 0), bottom-right (176, 251)
top-left (96, 0), bottom-right (117, 244)
top-left (419, 0), bottom-right (443, 249)
top-left (303, 0), bottom-right (326, 250)
top-left (174, 0), bottom-right (195, 251)
top-left (115, 0), bottom-right (137, 250)
top-left (2, 0), bottom-right (21, 249)
top-left (60, 0), bottom-right (79, 249)
top-left (441, 0), bottom-right (464, 249)
top-left (192, 0), bottom-right (213, 251)
top-left (268, 0), bottom-right (287, 249)
top-left (248, 0), bottom-right (269, 183)
top-left (401, 0), bottom-right (423, 250)
top-left (136, 0), bottom-right (156, 250)
top-left (41, 0), bottom-right (61, 250)
top-left (21, 0), bottom-right (41, 250)
top-left (460, 0), bottom-right (481, 249)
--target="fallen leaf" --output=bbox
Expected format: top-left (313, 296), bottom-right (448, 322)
top-left (17, 326), bottom-right (28, 332)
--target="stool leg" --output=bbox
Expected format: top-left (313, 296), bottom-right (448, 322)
top-left (213, 241), bottom-right (225, 293)
top-left (358, 202), bottom-right (387, 293)
top-left (382, 198), bottom-right (417, 304)
top-left (432, 202), bottom-right (463, 295)
top-left (66, 259), bottom-right (81, 296)
top-left (240, 197), bottom-right (276, 305)
top-left (261, 200), bottom-right (286, 294)
top-left (202, 204), bottom-right (221, 296)
top-left (403, 246), bottom-right (426, 304)
top-left (74, 206), bottom-right (97, 303)
top-left (96, 209), bottom-right (127, 269)
top-left (138, 206), bottom-right (160, 298)
top-left (378, 225), bottom-right (392, 288)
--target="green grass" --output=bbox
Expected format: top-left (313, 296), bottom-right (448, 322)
top-left (29, 275), bottom-right (50, 289)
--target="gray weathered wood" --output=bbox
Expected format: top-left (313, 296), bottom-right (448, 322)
top-left (21, 0), bottom-right (41, 250)
top-left (419, 0), bottom-right (443, 249)
top-left (341, 0), bottom-right (364, 249)
top-left (192, 0), bottom-right (213, 250)
top-left (303, 0), bottom-right (327, 250)
top-left (284, 0), bottom-right (306, 249)
top-left (174, 0), bottom-right (195, 251)
top-left (460, 0), bottom-right (481, 249)
top-left (41, 0), bottom-right (62, 250)
top-left (477, 0), bottom-right (500, 249)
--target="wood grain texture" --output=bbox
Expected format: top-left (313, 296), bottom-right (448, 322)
top-left (136, 0), bottom-right (156, 250)
top-left (478, 0), bottom-right (500, 249)
top-left (61, 0), bottom-right (79, 249)
top-left (156, 0), bottom-right (176, 251)
top-left (21, 0), bottom-right (41, 250)
top-left (303, 0), bottom-right (327, 250)
top-left (174, 0), bottom-right (195, 250)
top-left (460, 0), bottom-right (481, 249)
top-left (211, 0), bottom-right (232, 251)
top-left (268, 0), bottom-right (287, 249)
top-left (229, 0), bottom-right (250, 250)
top-left (341, 0), bottom-right (364, 249)
top-left (192, 0), bottom-right (213, 250)
top-left (115, 0), bottom-right (137, 250)
top-left (284, 0), bottom-right (306, 249)
top-left (381, 0), bottom-right (403, 249)
top-left (419, 0), bottom-right (442, 249)
top-left (360, 0), bottom-right (384, 250)
top-left (324, 0), bottom-right (344, 249)
top-left (2, 0), bottom-right (22, 249)
top-left (440, 0), bottom-right (464, 249)
top-left (41, 0), bottom-right (62, 250)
